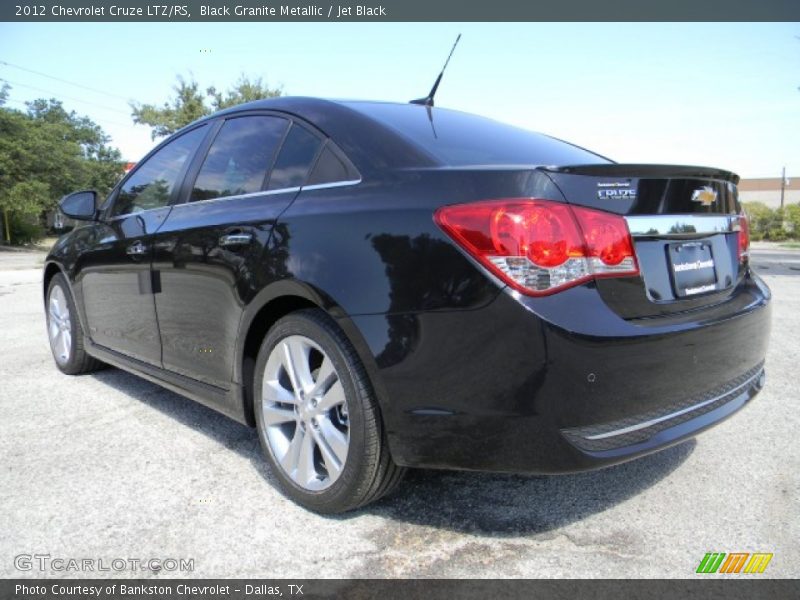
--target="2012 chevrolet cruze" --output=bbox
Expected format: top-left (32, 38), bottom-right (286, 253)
top-left (45, 98), bottom-right (771, 513)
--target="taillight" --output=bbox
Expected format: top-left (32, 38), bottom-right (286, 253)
top-left (738, 213), bottom-right (750, 262)
top-left (435, 199), bottom-right (639, 296)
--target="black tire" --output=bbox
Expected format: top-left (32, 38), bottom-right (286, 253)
top-left (46, 273), bottom-right (103, 375)
top-left (254, 309), bottom-right (405, 513)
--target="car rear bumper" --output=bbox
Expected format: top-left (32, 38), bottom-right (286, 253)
top-left (347, 270), bottom-right (771, 473)
top-left (560, 361), bottom-right (764, 458)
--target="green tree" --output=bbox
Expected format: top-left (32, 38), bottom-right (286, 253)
top-left (131, 74), bottom-right (283, 140)
top-left (785, 203), bottom-right (800, 234)
top-left (0, 93), bottom-right (124, 244)
top-left (207, 74), bottom-right (283, 110)
top-left (742, 202), bottom-right (774, 241)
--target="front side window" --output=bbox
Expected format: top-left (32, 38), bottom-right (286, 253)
top-left (112, 125), bottom-right (207, 217)
top-left (190, 116), bottom-right (288, 202)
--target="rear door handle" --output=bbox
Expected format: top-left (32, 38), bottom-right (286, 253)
top-left (219, 232), bottom-right (253, 247)
top-left (126, 240), bottom-right (148, 256)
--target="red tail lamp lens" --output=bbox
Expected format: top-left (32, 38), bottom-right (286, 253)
top-left (435, 199), bottom-right (639, 296)
top-left (738, 213), bottom-right (750, 262)
top-left (572, 205), bottom-right (637, 267)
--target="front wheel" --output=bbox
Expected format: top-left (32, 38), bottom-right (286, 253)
top-left (46, 273), bottom-right (102, 375)
top-left (254, 309), bottom-right (405, 513)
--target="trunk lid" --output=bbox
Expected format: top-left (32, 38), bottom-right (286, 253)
top-left (541, 164), bottom-right (745, 319)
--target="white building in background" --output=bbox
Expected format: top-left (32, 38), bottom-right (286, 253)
top-left (738, 176), bottom-right (799, 209)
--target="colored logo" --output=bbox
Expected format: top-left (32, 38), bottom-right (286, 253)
top-left (691, 186), bottom-right (718, 206)
top-left (696, 552), bottom-right (773, 574)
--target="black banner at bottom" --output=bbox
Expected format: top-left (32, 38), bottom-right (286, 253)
top-left (2, 579), bottom-right (799, 600)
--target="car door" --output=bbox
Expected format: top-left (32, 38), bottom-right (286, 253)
top-left (78, 124), bottom-right (209, 366)
top-left (151, 114), bottom-right (325, 389)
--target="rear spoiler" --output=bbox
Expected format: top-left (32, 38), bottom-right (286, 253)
top-left (539, 164), bottom-right (740, 185)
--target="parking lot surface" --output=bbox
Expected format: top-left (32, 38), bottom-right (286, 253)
top-left (0, 243), bottom-right (797, 578)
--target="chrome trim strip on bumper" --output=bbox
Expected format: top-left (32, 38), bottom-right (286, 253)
top-left (583, 369), bottom-right (763, 441)
top-left (625, 214), bottom-right (739, 238)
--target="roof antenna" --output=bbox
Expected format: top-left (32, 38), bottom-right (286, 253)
top-left (410, 34), bottom-right (461, 107)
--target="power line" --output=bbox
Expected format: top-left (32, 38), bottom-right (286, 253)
top-left (0, 59), bottom-right (134, 102)
top-left (0, 77), bottom-right (131, 115)
top-left (3, 96), bottom-right (133, 128)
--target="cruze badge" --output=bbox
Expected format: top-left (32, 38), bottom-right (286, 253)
top-left (597, 181), bottom-right (636, 200)
top-left (692, 186), bottom-right (717, 206)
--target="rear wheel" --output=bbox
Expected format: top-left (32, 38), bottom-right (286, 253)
top-left (254, 309), bottom-right (405, 513)
top-left (46, 273), bottom-right (102, 375)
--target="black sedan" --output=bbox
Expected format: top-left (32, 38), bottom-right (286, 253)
top-left (45, 98), bottom-right (771, 513)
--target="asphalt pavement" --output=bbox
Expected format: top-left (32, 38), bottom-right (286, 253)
top-left (0, 242), bottom-right (797, 578)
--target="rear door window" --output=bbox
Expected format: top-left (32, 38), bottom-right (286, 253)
top-left (190, 116), bottom-right (288, 202)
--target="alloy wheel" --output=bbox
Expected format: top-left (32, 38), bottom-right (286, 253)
top-left (48, 285), bottom-right (72, 365)
top-left (261, 335), bottom-right (350, 491)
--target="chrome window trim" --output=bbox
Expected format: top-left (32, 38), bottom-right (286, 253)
top-left (104, 187), bottom-right (302, 219)
top-left (300, 179), bottom-right (362, 192)
top-left (175, 177), bottom-right (362, 208)
top-left (105, 207), bottom-right (172, 223)
top-left (105, 179), bottom-right (362, 220)
top-left (583, 369), bottom-right (763, 441)
top-left (625, 214), bottom-right (739, 238)
top-left (174, 186), bottom-right (302, 209)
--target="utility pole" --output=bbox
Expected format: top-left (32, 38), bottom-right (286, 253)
top-left (781, 166), bottom-right (786, 210)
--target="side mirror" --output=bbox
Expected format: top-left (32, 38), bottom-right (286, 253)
top-left (59, 190), bottom-right (98, 221)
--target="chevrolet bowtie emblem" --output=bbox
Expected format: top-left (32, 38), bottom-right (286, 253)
top-left (692, 186), bottom-right (718, 206)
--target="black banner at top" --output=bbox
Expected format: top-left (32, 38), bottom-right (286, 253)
top-left (2, 0), bottom-right (800, 22)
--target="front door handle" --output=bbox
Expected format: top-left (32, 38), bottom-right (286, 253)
top-left (219, 232), bottom-right (253, 247)
top-left (126, 240), bottom-right (148, 256)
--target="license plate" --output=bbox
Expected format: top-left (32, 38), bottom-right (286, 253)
top-left (668, 241), bottom-right (718, 297)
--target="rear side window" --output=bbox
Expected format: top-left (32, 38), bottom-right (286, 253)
top-left (267, 124), bottom-right (322, 190)
top-left (190, 116), bottom-right (288, 202)
top-left (307, 146), bottom-right (353, 185)
top-left (112, 125), bottom-right (207, 216)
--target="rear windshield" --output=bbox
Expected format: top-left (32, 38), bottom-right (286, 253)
top-left (344, 102), bottom-right (610, 167)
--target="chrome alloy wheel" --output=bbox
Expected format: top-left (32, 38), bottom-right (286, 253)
top-left (262, 335), bottom-right (350, 491)
top-left (48, 284), bottom-right (72, 365)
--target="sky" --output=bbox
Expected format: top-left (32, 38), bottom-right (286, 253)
top-left (0, 22), bottom-right (798, 178)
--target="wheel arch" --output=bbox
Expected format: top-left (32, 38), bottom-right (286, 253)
top-left (43, 261), bottom-right (64, 303)
top-left (43, 260), bottom-right (89, 335)
top-left (236, 279), bottom-right (386, 429)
